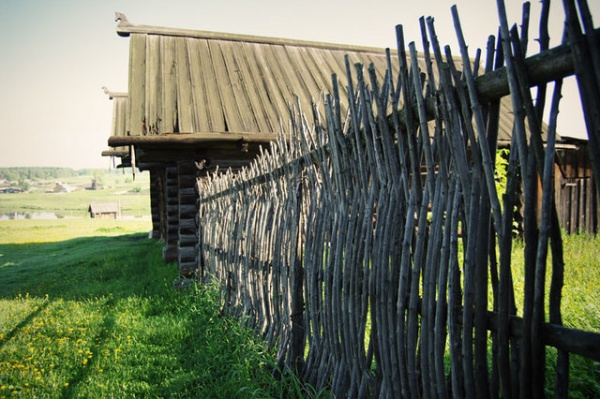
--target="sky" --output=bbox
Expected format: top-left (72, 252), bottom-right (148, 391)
top-left (0, 0), bottom-right (597, 169)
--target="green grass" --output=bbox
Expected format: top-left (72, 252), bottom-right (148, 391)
top-left (1, 215), bottom-right (596, 397)
top-left (510, 234), bottom-right (600, 333)
top-left (509, 234), bottom-right (600, 398)
top-left (0, 219), bottom-right (152, 244)
top-left (0, 221), bottom-right (318, 398)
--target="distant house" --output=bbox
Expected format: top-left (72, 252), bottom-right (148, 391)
top-left (54, 183), bottom-right (75, 193)
top-left (88, 202), bottom-right (119, 219)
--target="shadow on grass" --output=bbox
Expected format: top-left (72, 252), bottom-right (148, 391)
top-left (0, 233), bottom-right (171, 301)
top-left (0, 233), bottom-right (283, 398)
top-left (60, 296), bottom-right (117, 399)
top-left (0, 300), bottom-right (49, 350)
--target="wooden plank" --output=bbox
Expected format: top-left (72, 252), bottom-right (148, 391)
top-left (252, 44), bottom-right (294, 126)
top-left (280, 45), bottom-right (318, 108)
top-left (109, 131), bottom-right (276, 147)
top-left (175, 38), bottom-right (194, 132)
top-left (186, 39), bottom-right (211, 132)
top-left (161, 36), bottom-right (178, 134)
top-left (145, 35), bottom-right (161, 134)
top-left (208, 41), bottom-right (243, 132)
top-left (258, 44), bottom-right (297, 117)
top-left (232, 41), bottom-right (278, 134)
top-left (128, 34), bottom-right (147, 135)
top-left (197, 39), bottom-right (226, 132)
top-left (220, 41), bottom-right (261, 132)
top-left (301, 47), bottom-right (336, 101)
top-left (280, 45), bottom-right (323, 119)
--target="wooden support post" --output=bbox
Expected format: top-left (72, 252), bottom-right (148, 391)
top-left (157, 167), bottom-right (168, 241)
top-left (149, 169), bottom-right (162, 239)
top-left (178, 161), bottom-right (199, 278)
top-left (163, 166), bottom-right (179, 262)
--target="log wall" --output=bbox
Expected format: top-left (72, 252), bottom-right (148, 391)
top-left (149, 168), bottom-right (163, 239)
top-left (178, 161), bottom-right (200, 277)
top-left (163, 165), bottom-right (179, 262)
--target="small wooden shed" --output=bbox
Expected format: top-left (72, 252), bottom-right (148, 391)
top-left (88, 202), bottom-right (119, 219)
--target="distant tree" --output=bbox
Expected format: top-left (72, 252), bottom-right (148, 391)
top-left (18, 180), bottom-right (30, 191)
top-left (0, 167), bottom-right (77, 181)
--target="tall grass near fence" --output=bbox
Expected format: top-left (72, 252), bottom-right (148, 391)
top-left (197, 2), bottom-right (600, 397)
top-left (0, 222), bottom-right (318, 398)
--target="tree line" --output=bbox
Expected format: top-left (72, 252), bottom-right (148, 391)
top-left (0, 167), bottom-right (82, 182)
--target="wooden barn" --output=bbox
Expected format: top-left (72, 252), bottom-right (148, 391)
top-left (105, 14), bottom-right (595, 277)
top-left (88, 202), bottom-right (119, 219)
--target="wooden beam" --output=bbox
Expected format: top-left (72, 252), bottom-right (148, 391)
top-left (108, 131), bottom-right (276, 147)
top-left (135, 147), bottom-right (262, 163)
top-left (115, 12), bottom-right (394, 54)
top-left (101, 149), bottom-right (129, 157)
top-left (396, 33), bottom-right (594, 129)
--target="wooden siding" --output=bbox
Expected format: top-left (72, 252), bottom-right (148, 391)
top-left (101, 89), bottom-right (129, 157)
top-left (555, 145), bottom-right (599, 234)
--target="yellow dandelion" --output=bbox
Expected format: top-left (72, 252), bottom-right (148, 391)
top-left (64, 383), bottom-right (69, 387)
top-left (82, 359), bottom-right (88, 366)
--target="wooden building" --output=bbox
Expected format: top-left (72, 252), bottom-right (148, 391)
top-left (101, 88), bottom-right (130, 163)
top-left (106, 14), bottom-right (595, 277)
top-left (554, 142), bottom-right (599, 234)
top-left (88, 202), bottom-right (119, 219)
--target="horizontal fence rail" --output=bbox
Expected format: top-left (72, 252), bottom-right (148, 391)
top-left (197, 1), bottom-right (600, 398)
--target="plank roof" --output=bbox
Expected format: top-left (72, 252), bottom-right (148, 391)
top-left (114, 13), bottom-right (408, 140)
top-left (88, 202), bottom-right (119, 214)
top-left (109, 13), bottom-right (566, 169)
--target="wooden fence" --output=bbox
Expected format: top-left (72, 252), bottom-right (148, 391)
top-left (197, 1), bottom-right (600, 397)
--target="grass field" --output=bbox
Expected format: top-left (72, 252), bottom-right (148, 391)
top-left (0, 220), bottom-right (315, 398)
top-left (0, 170), bottom-right (151, 219)
top-left (510, 235), bottom-right (600, 398)
top-left (0, 202), bottom-right (598, 397)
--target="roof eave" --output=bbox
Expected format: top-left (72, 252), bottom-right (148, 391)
top-left (114, 12), bottom-right (392, 54)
